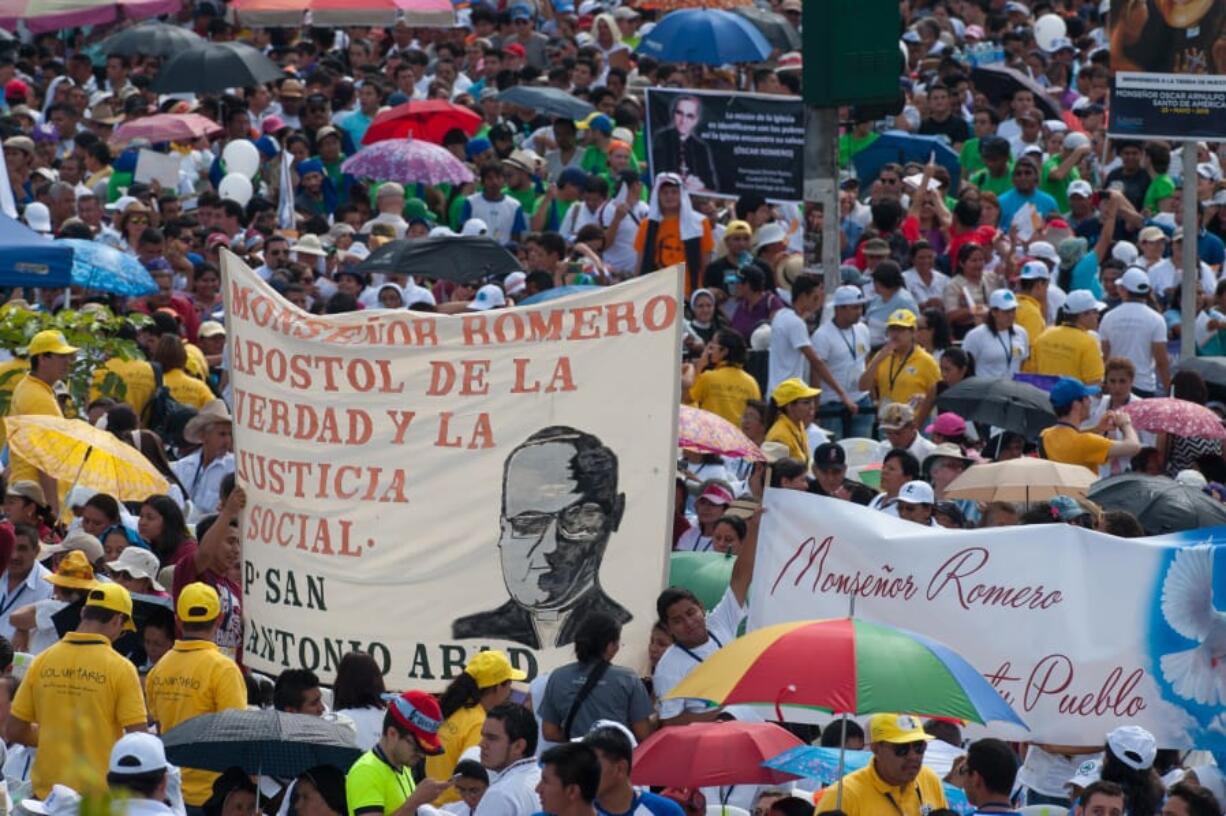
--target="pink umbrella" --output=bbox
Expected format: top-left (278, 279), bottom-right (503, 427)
top-left (341, 139), bottom-right (474, 186)
top-left (0, 0), bottom-right (178, 33)
top-left (113, 113), bottom-right (222, 145)
top-left (231, 0), bottom-right (451, 26)
top-left (679, 404), bottom-right (765, 461)
top-left (1121, 397), bottom-right (1226, 440)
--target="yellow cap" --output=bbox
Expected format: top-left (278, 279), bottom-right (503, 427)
top-left (26, 330), bottom-right (79, 356)
top-left (177, 582), bottom-right (221, 623)
top-left (43, 550), bottom-right (98, 591)
top-left (464, 650), bottom-right (527, 688)
top-left (886, 309), bottom-right (918, 329)
top-left (869, 713), bottom-right (935, 744)
top-left (85, 583), bottom-right (136, 631)
top-left (771, 377), bottom-right (820, 407)
top-left (724, 220), bottom-right (752, 239)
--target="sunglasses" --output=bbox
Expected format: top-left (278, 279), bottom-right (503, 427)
top-left (128, 216), bottom-right (149, 224)
top-left (891, 741), bottom-right (928, 757)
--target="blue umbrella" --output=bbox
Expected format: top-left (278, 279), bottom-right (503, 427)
top-left (851, 130), bottom-right (962, 188)
top-left (636, 9), bottom-right (772, 66)
top-left (0, 214), bottom-right (72, 288)
top-left (56, 239), bottom-right (159, 297)
top-left (517, 284), bottom-right (600, 306)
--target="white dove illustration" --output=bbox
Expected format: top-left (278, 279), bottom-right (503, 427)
top-left (1160, 545), bottom-right (1226, 706)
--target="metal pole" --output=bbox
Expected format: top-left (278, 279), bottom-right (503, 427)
top-left (1181, 141), bottom-right (1199, 364)
top-left (805, 106), bottom-right (842, 292)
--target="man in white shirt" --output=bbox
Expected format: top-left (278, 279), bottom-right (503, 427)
top-left (170, 400), bottom-right (236, 523)
top-left (106, 733), bottom-right (182, 816)
top-left (811, 285), bottom-right (874, 439)
top-left (0, 522), bottom-right (53, 640)
top-left (767, 273), bottom-right (822, 393)
top-left (476, 704), bottom-right (542, 816)
top-left (360, 182), bottom-right (410, 239)
top-left (653, 508), bottom-right (758, 726)
top-left (1136, 226), bottom-right (1177, 300)
top-left (463, 164), bottom-right (528, 246)
top-left (873, 402), bottom-right (937, 464)
top-left (1099, 268), bottom-right (1170, 397)
top-left (1085, 357), bottom-right (1157, 478)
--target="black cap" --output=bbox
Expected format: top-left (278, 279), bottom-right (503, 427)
top-left (813, 443), bottom-right (846, 470)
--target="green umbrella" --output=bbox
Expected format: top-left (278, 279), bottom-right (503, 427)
top-left (669, 551), bottom-right (736, 610)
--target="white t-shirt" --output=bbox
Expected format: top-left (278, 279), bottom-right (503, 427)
top-left (961, 324), bottom-right (1029, 379)
top-left (1098, 301), bottom-right (1167, 392)
top-left (811, 320), bottom-right (870, 405)
top-left (598, 199), bottom-right (649, 274)
top-left (1195, 308), bottom-right (1226, 350)
top-left (874, 433), bottom-right (938, 465)
top-left (653, 587), bottom-right (746, 720)
top-left (1143, 258), bottom-right (1178, 297)
top-left (473, 758), bottom-right (541, 816)
top-left (767, 308), bottom-right (811, 393)
top-left (334, 706), bottom-right (383, 751)
top-left (903, 267), bottom-right (950, 306)
top-left (675, 526), bottom-right (713, 552)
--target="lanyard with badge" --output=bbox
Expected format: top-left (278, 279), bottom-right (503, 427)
top-left (887, 348), bottom-right (915, 394)
top-left (993, 329), bottom-right (1014, 368)
top-left (678, 632), bottom-right (722, 663)
top-left (0, 581), bottom-right (28, 617)
top-left (839, 327), bottom-right (859, 360)
top-left (883, 786), bottom-right (929, 815)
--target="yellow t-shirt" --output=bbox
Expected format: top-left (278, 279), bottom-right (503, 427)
top-left (0, 357), bottom-right (29, 449)
top-left (1016, 293), bottom-right (1046, 373)
top-left (185, 343), bottom-right (209, 382)
top-left (1040, 423), bottom-right (1114, 473)
top-left (688, 364), bottom-right (762, 427)
top-left (91, 358), bottom-right (156, 417)
top-left (815, 759), bottom-right (947, 815)
top-left (164, 368), bottom-right (215, 409)
top-left (874, 346), bottom-right (940, 408)
top-left (7, 373), bottom-right (63, 485)
top-left (765, 415), bottom-right (809, 465)
top-left (424, 704), bottom-right (485, 804)
top-left (1032, 325), bottom-right (1104, 384)
top-left (11, 631), bottom-right (148, 797)
top-left (146, 639), bottom-right (247, 805)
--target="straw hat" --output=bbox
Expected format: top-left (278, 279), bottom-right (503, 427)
top-left (43, 550), bottom-right (98, 591)
top-left (291, 234), bottom-right (328, 257)
top-left (183, 399), bottom-right (233, 445)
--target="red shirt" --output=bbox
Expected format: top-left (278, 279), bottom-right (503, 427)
top-left (173, 542), bottom-right (243, 666)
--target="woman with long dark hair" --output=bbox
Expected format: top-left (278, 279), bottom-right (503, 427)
top-left (961, 289), bottom-right (1029, 379)
top-left (331, 652), bottom-right (386, 750)
top-left (539, 612), bottom-right (653, 744)
top-left (1100, 725), bottom-right (1164, 816)
top-left (424, 650), bottom-right (524, 801)
top-left (137, 495), bottom-right (193, 565)
top-left (687, 328), bottom-right (760, 427)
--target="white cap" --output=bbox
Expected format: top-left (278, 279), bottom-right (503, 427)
top-left (896, 480), bottom-right (935, 505)
top-left (1044, 118), bottom-right (1068, 133)
top-left (1063, 758), bottom-right (1102, 792)
top-left (23, 202), bottom-right (51, 234)
top-left (1047, 36), bottom-right (1075, 52)
top-left (1067, 180), bottom-right (1093, 198)
top-left (1028, 241), bottom-right (1059, 263)
top-left (428, 226), bottom-right (458, 238)
top-left (468, 283), bottom-right (507, 311)
top-left (988, 288), bottom-right (1018, 310)
top-left (105, 194), bottom-right (138, 213)
top-left (461, 218), bottom-right (489, 237)
top-left (23, 785), bottom-right (81, 816)
top-left (1106, 725), bottom-right (1157, 771)
top-left (752, 222), bottom-right (787, 250)
top-left (1065, 289), bottom-right (1105, 313)
top-left (109, 732), bottom-right (169, 775)
top-left (1020, 144), bottom-right (1043, 158)
top-left (503, 271), bottom-right (527, 296)
top-left (1019, 260), bottom-right (1050, 280)
top-left (1063, 131), bottom-right (1091, 151)
top-left (1119, 267), bottom-right (1151, 295)
top-left (832, 285), bottom-right (867, 307)
top-left (404, 286), bottom-right (437, 308)
top-left (1111, 240), bottom-right (1139, 265)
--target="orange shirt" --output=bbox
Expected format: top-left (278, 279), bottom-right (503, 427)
top-left (634, 215), bottom-right (714, 296)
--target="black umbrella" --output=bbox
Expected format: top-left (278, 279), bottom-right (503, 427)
top-left (1088, 473), bottom-right (1226, 535)
top-left (733, 6), bottom-right (800, 52)
top-left (1176, 357), bottom-right (1226, 403)
top-left (98, 22), bottom-right (203, 58)
top-left (969, 65), bottom-right (1061, 121)
top-left (356, 236), bottom-right (522, 284)
top-left (152, 42), bottom-right (285, 94)
top-left (936, 377), bottom-right (1057, 439)
top-left (497, 86), bottom-right (595, 121)
top-left (162, 709), bottom-right (362, 778)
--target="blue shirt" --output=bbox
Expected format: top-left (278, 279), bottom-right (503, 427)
top-left (1199, 229), bottom-right (1225, 268)
top-left (595, 792), bottom-right (686, 816)
top-left (997, 188), bottom-right (1059, 229)
top-left (339, 109), bottom-right (373, 146)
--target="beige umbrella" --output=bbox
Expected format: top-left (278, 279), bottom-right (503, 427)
top-left (943, 456), bottom-right (1096, 505)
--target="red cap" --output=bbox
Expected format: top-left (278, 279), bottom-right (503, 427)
top-left (388, 690), bottom-right (444, 755)
top-left (503, 42), bottom-right (526, 59)
top-left (5, 79), bottom-right (29, 101)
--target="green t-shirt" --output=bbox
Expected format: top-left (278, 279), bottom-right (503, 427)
top-left (960, 137), bottom-right (985, 178)
top-left (506, 186), bottom-right (539, 216)
top-left (1041, 155), bottom-right (1080, 213)
top-left (581, 144), bottom-right (608, 176)
top-left (838, 131), bottom-right (879, 168)
top-left (346, 749), bottom-right (416, 816)
top-left (970, 162), bottom-right (1015, 196)
top-left (1143, 173), bottom-right (1176, 214)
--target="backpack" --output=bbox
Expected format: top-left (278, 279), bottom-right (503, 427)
top-left (146, 362), bottom-right (197, 450)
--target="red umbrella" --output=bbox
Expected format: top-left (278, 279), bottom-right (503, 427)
top-left (362, 100), bottom-right (482, 146)
top-left (1120, 397), bottom-right (1226, 440)
top-left (113, 113), bottom-right (221, 144)
top-left (630, 721), bottom-right (802, 788)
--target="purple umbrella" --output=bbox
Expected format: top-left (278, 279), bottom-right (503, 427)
top-left (341, 138), bottom-right (474, 186)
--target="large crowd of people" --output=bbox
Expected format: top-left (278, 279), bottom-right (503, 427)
top-left (0, 0), bottom-right (1223, 814)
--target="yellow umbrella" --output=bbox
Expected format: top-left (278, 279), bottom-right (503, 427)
top-left (943, 456), bottom-right (1095, 504)
top-left (4, 415), bottom-right (170, 502)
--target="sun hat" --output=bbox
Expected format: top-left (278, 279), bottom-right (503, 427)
top-left (464, 650), bottom-right (527, 688)
top-left (869, 713), bottom-right (934, 744)
top-left (925, 412), bottom-right (967, 438)
top-left (44, 550), bottom-right (98, 591)
top-left (40, 529), bottom-right (105, 564)
top-left (862, 237), bottom-right (891, 257)
top-left (771, 378), bottom-right (820, 406)
top-left (752, 222), bottom-right (787, 250)
top-left (387, 690), bottom-right (445, 754)
top-left (85, 583), bottom-right (136, 631)
top-left (1138, 225), bottom-right (1167, 243)
top-left (7, 479), bottom-right (47, 506)
top-left (107, 546), bottom-right (165, 592)
top-left (291, 234), bottom-right (328, 257)
top-left (878, 402), bottom-right (916, 431)
top-left (183, 399), bottom-right (232, 445)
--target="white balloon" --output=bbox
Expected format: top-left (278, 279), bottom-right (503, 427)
top-left (218, 172), bottom-right (253, 207)
top-left (1034, 13), bottom-right (1068, 52)
top-left (222, 139), bottom-right (260, 179)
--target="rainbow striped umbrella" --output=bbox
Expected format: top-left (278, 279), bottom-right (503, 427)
top-left (666, 618), bottom-right (1026, 728)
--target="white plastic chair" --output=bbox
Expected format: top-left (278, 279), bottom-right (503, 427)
top-left (1019, 805), bottom-right (1069, 816)
top-left (838, 436), bottom-right (881, 469)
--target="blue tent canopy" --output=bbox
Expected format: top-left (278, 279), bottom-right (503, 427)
top-left (0, 214), bottom-right (72, 289)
